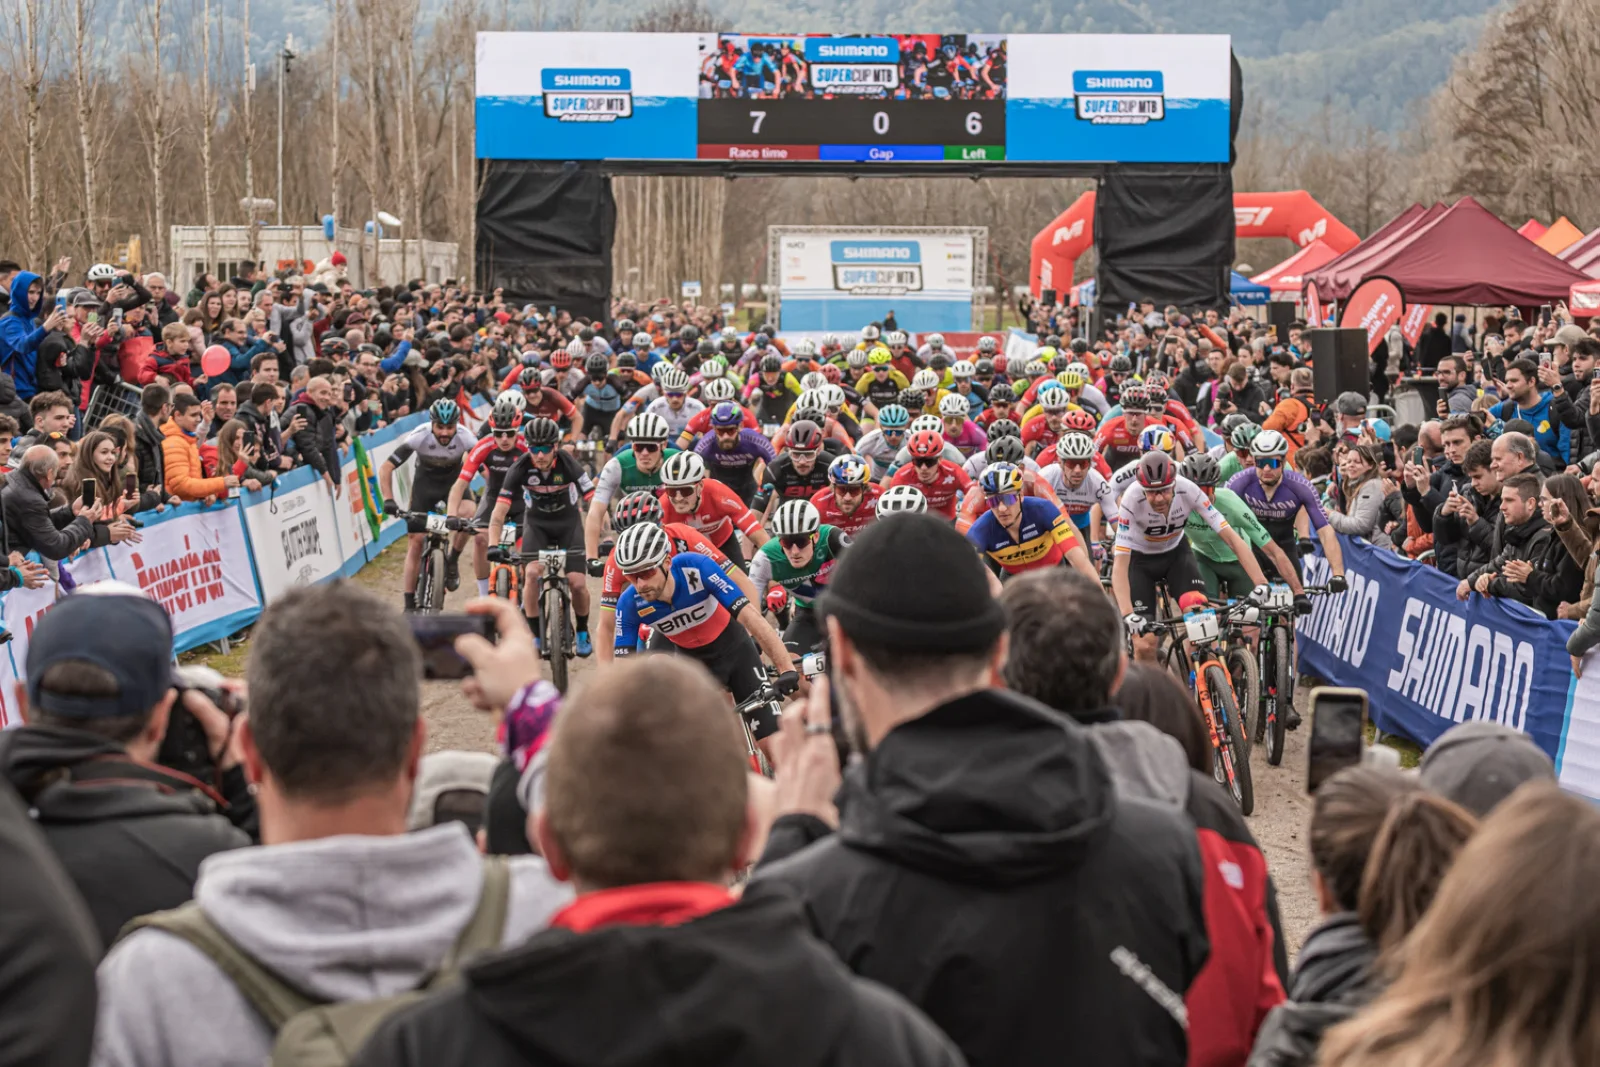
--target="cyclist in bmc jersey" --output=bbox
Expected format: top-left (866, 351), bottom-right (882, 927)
top-left (965, 463), bottom-right (1095, 581)
top-left (750, 500), bottom-right (849, 659)
top-left (612, 525), bottom-right (798, 756)
top-left (446, 402), bottom-right (528, 598)
top-left (380, 399), bottom-right (479, 611)
top-left (1113, 452), bottom-right (1270, 662)
top-left (594, 491), bottom-right (758, 665)
top-left (491, 418), bottom-right (597, 656)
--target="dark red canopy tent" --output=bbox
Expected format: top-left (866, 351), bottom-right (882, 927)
top-left (1305, 197), bottom-right (1592, 306)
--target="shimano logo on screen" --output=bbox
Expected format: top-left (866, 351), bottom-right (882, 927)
top-left (803, 37), bottom-right (900, 64)
top-left (843, 246), bottom-right (909, 260)
top-left (541, 68), bottom-right (633, 122)
top-left (1073, 69), bottom-right (1166, 125)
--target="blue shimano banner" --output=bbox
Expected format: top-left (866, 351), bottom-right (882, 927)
top-left (1296, 534), bottom-right (1600, 799)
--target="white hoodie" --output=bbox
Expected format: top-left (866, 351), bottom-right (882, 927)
top-left (92, 823), bottom-right (571, 1067)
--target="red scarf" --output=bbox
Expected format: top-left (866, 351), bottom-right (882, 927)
top-left (549, 882), bottom-right (735, 934)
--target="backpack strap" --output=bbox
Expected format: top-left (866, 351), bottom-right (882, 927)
top-left (431, 855), bottom-right (511, 984)
top-left (125, 903), bottom-right (317, 1028)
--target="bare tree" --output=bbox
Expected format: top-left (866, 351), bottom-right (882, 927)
top-left (199, 0), bottom-right (217, 269)
top-left (1, 0), bottom-right (51, 267)
top-left (72, 0), bottom-right (100, 261)
top-left (328, 0), bottom-right (341, 227)
top-left (242, 0), bottom-right (258, 263)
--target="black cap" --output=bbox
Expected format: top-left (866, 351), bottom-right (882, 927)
top-left (26, 594), bottom-right (175, 718)
top-left (817, 515), bottom-right (1005, 653)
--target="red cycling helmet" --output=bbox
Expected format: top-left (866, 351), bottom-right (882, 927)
top-left (992, 354), bottom-right (1009, 374)
top-left (908, 428), bottom-right (945, 459)
top-left (1062, 409), bottom-right (1098, 434)
top-left (820, 363), bottom-right (843, 384)
top-left (550, 349), bottom-right (573, 370)
top-left (1136, 451), bottom-right (1176, 490)
top-left (786, 419), bottom-right (823, 452)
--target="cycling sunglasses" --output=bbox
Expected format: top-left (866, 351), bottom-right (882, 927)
top-left (1062, 458), bottom-right (1091, 471)
top-left (528, 444), bottom-right (555, 454)
top-left (882, 428), bottom-right (905, 438)
top-left (987, 492), bottom-right (1021, 508)
top-left (790, 449), bottom-right (819, 461)
top-left (633, 442), bottom-right (661, 453)
top-left (779, 534), bottom-right (814, 550)
top-left (873, 365), bottom-right (891, 372)
top-left (714, 426), bottom-right (741, 435)
top-left (491, 430), bottom-right (518, 440)
top-left (668, 484), bottom-right (698, 497)
top-left (1256, 457), bottom-right (1284, 470)
top-left (663, 390), bottom-right (686, 399)
top-left (911, 457), bottom-right (941, 468)
top-left (834, 483), bottom-right (864, 495)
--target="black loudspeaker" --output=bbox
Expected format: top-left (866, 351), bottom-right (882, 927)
top-left (1040, 288), bottom-right (1057, 307)
top-left (1267, 300), bottom-right (1296, 342)
top-left (1309, 328), bottom-right (1369, 407)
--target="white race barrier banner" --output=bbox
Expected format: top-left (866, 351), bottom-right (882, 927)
top-left (241, 466), bottom-right (347, 600)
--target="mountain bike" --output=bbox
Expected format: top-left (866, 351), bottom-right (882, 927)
top-left (488, 521), bottom-right (523, 602)
top-left (489, 546), bottom-right (587, 693)
top-left (1249, 584), bottom-right (1299, 766)
top-left (397, 510), bottom-right (479, 614)
top-left (1148, 599), bottom-right (1258, 815)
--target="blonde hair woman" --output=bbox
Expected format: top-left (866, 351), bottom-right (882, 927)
top-left (1318, 782), bottom-right (1600, 1067)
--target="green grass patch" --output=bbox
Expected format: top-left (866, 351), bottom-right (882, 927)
top-left (1365, 721), bottom-right (1423, 768)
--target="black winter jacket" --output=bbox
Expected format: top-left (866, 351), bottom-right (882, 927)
top-left (1433, 487), bottom-right (1500, 580)
top-left (0, 372), bottom-right (31, 432)
top-left (353, 881), bottom-right (965, 1067)
top-left (0, 465), bottom-right (108, 561)
top-left (286, 393), bottom-right (340, 478)
top-left (756, 688), bottom-right (1209, 1067)
top-left (133, 413), bottom-right (165, 494)
top-left (1247, 914), bottom-right (1377, 1067)
top-left (1468, 512), bottom-right (1555, 608)
top-left (0, 724), bottom-right (252, 954)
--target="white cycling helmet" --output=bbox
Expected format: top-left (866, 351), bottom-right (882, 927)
top-left (657, 367), bottom-right (690, 393)
top-left (701, 378), bottom-right (737, 403)
top-left (977, 336), bottom-right (998, 354)
top-left (1023, 360), bottom-right (1048, 378)
top-left (950, 360), bottom-right (976, 380)
top-left (614, 522), bottom-right (671, 574)
top-left (794, 388), bottom-right (824, 414)
top-left (910, 369), bottom-right (940, 392)
top-left (650, 361), bottom-right (675, 384)
top-left (87, 263), bottom-right (116, 282)
top-left (720, 326), bottom-right (739, 342)
top-left (820, 383), bottom-right (846, 411)
top-left (794, 337), bottom-right (817, 357)
top-left (847, 348), bottom-right (870, 370)
top-left (769, 499), bottom-right (821, 538)
top-left (800, 371), bottom-right (829, 392)
top-left (566, 338), bottom-right (587, 358)
top-left (938, 393), bottom-right (970, 418)
top-left (821, 333), bottom-right (840, 349)
top-left (860, 324), bottom-right (881, 342)
top-left (660, 450), bottom-right (707, 486)
top-left (1038, 385), bottom-right (1071, 413)
top-left (877, 484), bottom-right (928, 514)
top-left (926, 333), bottom-right (945, 350)
top-left (910, 413), bottom-right (945, 435)
top-left (497, 391), bottom-right (528, 416)
top-left (885, 330), bottom-right (907, 347)
top-left (628, 411), bottom-right (670, 443)
top-left (699, 358), bottom-right (726, 379)
top-left (1066, 361), bottom-right (1091, 380)
top-left (1250, 429), bottom-right (1290, 459)
top-left (1055, 432), bottom-right (1096, 461)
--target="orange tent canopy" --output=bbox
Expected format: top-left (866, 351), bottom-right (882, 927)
top-left (1536, 216), bottom-right (1585, 255)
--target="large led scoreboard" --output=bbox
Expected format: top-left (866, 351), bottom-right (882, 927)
top-left (476, 32), bottom-right (1231, 167)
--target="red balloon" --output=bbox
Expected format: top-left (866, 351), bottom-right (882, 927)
top-left (201, 345), bottom-right (231, 378)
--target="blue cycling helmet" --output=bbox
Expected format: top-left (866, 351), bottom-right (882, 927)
top-left (709, 401), bottom-right (743, 428)
top-left (828, 453), bottom-right (871, 486)
top-left (877, 403), bottom-right (910, 430)
top-left (429, 399), bottom-right (459, 426)
top-left (979, 462), bottom-right (1024, 496)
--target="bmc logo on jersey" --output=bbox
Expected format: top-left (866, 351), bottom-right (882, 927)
top-left (652, 599), bottom-right (715, 636)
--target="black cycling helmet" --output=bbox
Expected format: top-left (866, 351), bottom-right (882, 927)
top-left (986, 436), bottom-right (1025, 464)
top-left (518, 366), bottom-right (542, 389)
top-left (1219, 413), bottom-right (1252, 438)
top-left (615, 318), bottom-right (635, 333)
top-left (987, 418), bottom-right (1021, 441)
top-left (929, 353), bottom-right (951, 372)
top-left (616, 351), bottom-right (637, 369)
top-left (1050, 353), bottom-right (1070, 372)
top-left (696, 338), bottom-right (718, 357)
top-left (523, 416), bottom-right (561, 447)
top-left (787, 420), bottom-right (823, 451)
top-left (975, 358), bottom-right (994, 376)
top-left (1181, 453), bottom-right (1220, 488)
top-left (679, 324), bottom-right (699, 345)
top-left (1136, 451), bottom-right (1176, 490)
top-left (585, 353), bottom-right (609, 375)
top-left (1109, 354), bottom-right (1133, 374)
top-left (1069, 338), bottom-right (1090, 355)
top-left (987, 382), bottom-right (1015, 404)
top-left (577, 326), bottom-right (596, 343)
top-left (759, 354), bottom-right (783, 373)
top-left (898, 387), bottom-right (926, 410)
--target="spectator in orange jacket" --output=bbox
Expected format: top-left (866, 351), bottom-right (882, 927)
top-left (161, 393), bottom-right (238, 503)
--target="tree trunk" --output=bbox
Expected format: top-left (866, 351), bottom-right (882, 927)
top-left (329, 0), bottom-right (341, 229)
top-left (74, 0), bottom-right (98, 261)
top-left (360, 0), bottom-right (381, 285)
top-left (243, 0), bottom-right (259, 264)
top-left (404, 0), bottom-right (424, 285)
top-left (201, 0), bottom-right (216, 270)
top-left (19, 0), bottom-right (45, 269)
top-left (145, 0), bottom-right (166, 273)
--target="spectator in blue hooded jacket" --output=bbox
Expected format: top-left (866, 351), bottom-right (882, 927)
top-left (0, 271), bottom-right (67, 401)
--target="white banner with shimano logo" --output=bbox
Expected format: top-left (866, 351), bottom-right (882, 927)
top-left (770, 225), bottom-right (985, 334)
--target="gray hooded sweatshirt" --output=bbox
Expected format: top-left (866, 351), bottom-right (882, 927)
top-left (91, 823), bottom-right (572, 1067)
top-left (1085, 718), bottom-right (1193, 808)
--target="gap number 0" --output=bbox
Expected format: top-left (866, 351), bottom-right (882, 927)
top-left (873, 111), bottom-right (889, 135)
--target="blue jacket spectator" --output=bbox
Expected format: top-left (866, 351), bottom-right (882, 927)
top-left (0, 272), bottom-right (52, 400)
top-left (1488, 359), bottom-right (1570, 463)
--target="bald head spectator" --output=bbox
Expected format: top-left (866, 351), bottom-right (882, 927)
top-left (286, 374), bottom-right (342, 488)
top-left (356, 654), bottom-right (961, 1067)
top-left (1491, 432), bottom-right (1537, 481)
top-left (1, 446), bottom-right (133, 561)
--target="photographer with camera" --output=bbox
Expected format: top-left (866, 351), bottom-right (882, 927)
top-left (0, 590), bottom-right (253, 952)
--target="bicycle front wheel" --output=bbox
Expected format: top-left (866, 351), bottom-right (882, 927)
top-left (1227, 643), bottom-right (1259, 757)
top-left (1205, 663), bottom-right (1254, 816)
top-left (544, 582), bottom-right (571, 694)
top-left (1268, 626), bottom-right (1292, 766)
top-left (492, 566), bottom-right (513, 601)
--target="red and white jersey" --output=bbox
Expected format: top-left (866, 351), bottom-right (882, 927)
top-left (888, 460), bottom-right (972, 519)
top-left (657, 477), bottom-right (764, 547)
top-left (600, 522), bottom-right (732, 611)
top-left (810, 484), bottom-right (884, 535)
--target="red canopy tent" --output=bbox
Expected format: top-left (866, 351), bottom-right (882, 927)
top-left (1518, 218), bottom-right (1549, 240)
top-left (1251, 239), bottom-right (1341, 293)
top-left (1304, 197), bottom-right (1592, 306)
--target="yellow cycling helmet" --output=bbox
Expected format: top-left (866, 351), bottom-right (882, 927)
top-left (867, 347), bottom-right (892, 365)
top-left (1056, 369), bottom-right (1085, 390)
top-left (1035, 345), bottom-right (1059, 364)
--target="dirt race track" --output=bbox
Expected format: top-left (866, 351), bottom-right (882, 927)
top-left (347, 543), bottom-right (1322, 957)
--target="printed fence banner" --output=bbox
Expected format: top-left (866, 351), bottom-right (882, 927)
top-left (241, 465), bottom-right (347, 600)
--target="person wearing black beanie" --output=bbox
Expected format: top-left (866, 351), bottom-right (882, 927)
top-left (756, 513), bottom-right (1209, 1067)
